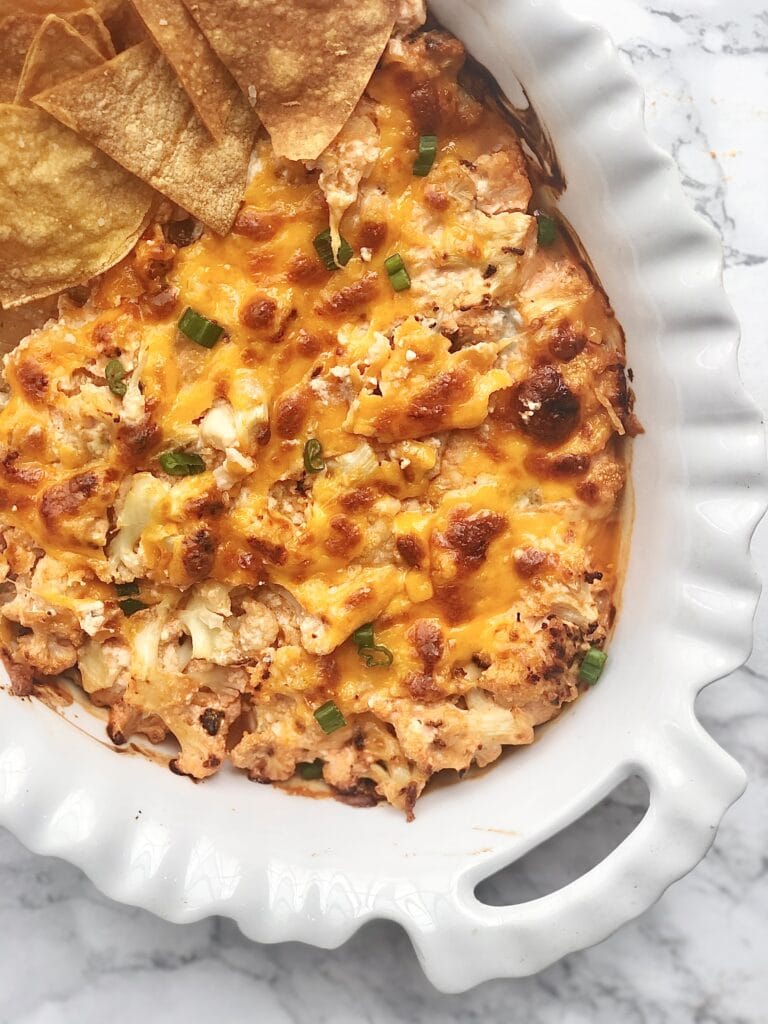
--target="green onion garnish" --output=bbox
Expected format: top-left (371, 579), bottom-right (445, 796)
top-left (314, 700), bottom-right (346, 734)
top-left (536, 213), bottom-right (557, 248)
top-left (105, 358), bottom-right (127, 397)
top-left (359, 645), bottom-right (394, 669)
top-left (178, 307), bottom-right (224, 348)
top-left (579, 647), bottom-right (607, 686)
top-left (115, 581), bottom-right (140, 597)
top-left (313, 228), bottom-right (353, 272)
top-left (303, 438), bottom-right (325, 473)
top-left (351, 622), bottom-right (393, 669)
top-left (158, 450), bottom-right (206, 476)
top-left (352, 622), bottom-right (374, 649)
top-left (119, 598), bottom-right (147, 617)
top-left (384, 253), bottom-right (411, 292)
top-left (298, 759), bottom-right (324, 780)
top-left (413, 134), bottom-right (438, 177)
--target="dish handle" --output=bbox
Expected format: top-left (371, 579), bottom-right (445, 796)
top-left (406, 719), bottom-right (746, 990)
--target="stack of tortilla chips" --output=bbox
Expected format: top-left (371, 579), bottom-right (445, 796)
top-left (0, 0), bottom-right (397, 318)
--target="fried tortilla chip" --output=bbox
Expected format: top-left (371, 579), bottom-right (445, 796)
top-left (0, 1), bottom-right (121, 16)
top-left (0, 14), bottom-right (42, 102)
top-left (0, 105), bottom-right (153, 308)
top-left (0, 7), bottom-right (115, 102)
top-left (35, 41), bottom-right (256, 234)
top-left (181, 0), bottom-right (397, 161)
top-left (15, 16), bottom-right (104, 105)
top-left (68, 8), bottom-right (116, 59)
top-left (132, 0), bottom-right (239, 140)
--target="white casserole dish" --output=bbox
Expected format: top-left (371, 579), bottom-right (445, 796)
top-left (0, 0), bottom-right (764, 992)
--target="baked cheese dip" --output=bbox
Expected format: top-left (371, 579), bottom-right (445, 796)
top-left (0, 1), bottom-right (639, 817)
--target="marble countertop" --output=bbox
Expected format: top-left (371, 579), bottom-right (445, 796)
top-left (2, 2), bottom-right (766, 1021)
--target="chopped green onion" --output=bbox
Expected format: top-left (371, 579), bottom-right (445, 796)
top-left (298, 759), bottom-right (324, 780)
top-left (384, 253), bottom-right (411, 292)
top-left (313, 228), bottom-right (353, 271)
top-left (115, 581), bottom-right (140, 597)
top-left (178, 307), bottom-right (224, 348)
top-left (105, 358), bottom-right (127, 397)
top-left (314, 700), bottom-right (346, 734)
top-left (119, 598), bottom-right (147, 617)
top-left (158, 450), bottom-right (206, 476)
top-left (579, 647), bottom-right (608, 686)
top-left (352, 622), bottom-right (375, 649)
top-left (413, 134), bottom-right (438, 176)
top-left (303, 438), bottom-right (325, 473)
top-left (384, 253), bottom-right (405, 275)
top-left (359, 645), bottom-right (394, 669)
top-left (536, 213), bottom-right (557, 248)
top-left (351, 621), bottom-right (393, 669)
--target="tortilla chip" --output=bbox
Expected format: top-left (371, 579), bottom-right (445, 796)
top-left (0, 7), bottom-right (116, 102)
top-left (181, 0), bottom-right (396, 161)
top-left (0, 1), bottom-right (121, 17)
top-left (132, 0), bottom-right (239, 140)
top-left (35, 41), bottom-right (256, 234)
top-left (0, 14), bottom-right (43, 102)
top-left (67, 8), bottom-right (116, 59)
top-left (0, 104), bottom-right (153, 308)
top-left (15, 16), bottom-right (105, 105)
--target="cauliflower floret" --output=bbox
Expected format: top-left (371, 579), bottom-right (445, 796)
top-left (78, 637), bottom-right (130, 695)
top-left (330, 442), bottom-right (379, 482)
top-left (200, 402), bottom-right (238, 450)
top-left (0, 557), bottom-right (86, 674)
top-left (132, 602), bottom-right (171, 680)
top-left (230, 692), bottom-right (312, 782)
top-left (76, 600), bottom-right (106, 637)
top-left (1, 586), bottom-right (82, 676)
top-left (473, 612), bottom-right (589, 724)
top-left (14, 631), bottom-right (79, 675)
top-left (0, 527), bottom-right (40, 577)
top-left (213, 447), bottom-right (255, 491)
top-left (370, 687), bottom-right (534, 776)
top-left (107, 699), bottom-right (167, 746)
top-left (229, 370), bottom-right (269, 448)
top-left (231, 693), bottom-right (423, 818)
top-left (472, 148), bottom-right (532, 216)
top-left (119, 347), bottom-right (147, 428)
top-left (313, 98), bottom-right (380, 259)
top-left (235, 598), bottom-right (279, 657)
top-left (108, 472), bottom-right (169, 579)
top-left (27, 555), bottom-right (104, 637)
top-left (258, 585), bottom-right (304, 645)
top-left (462, 688), bottom-right (534, 765)
top-left (161, 688), bottom-right (242, 779)
top-left (175, 585), bottom-right (276, 666)
top-left (178, 582), bottom-right (237, 665)
top-left (320, 719), bottom-right (417, 812)
top-left (320, 742), bottom-right (377, 792)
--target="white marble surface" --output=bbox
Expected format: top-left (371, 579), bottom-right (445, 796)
top-left (2, 3), bottom-right (766, 1021)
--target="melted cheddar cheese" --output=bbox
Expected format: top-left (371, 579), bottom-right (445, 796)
top-left (0, 29), bottom-right (636, 817)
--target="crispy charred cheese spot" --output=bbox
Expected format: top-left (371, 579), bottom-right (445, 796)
top-left (0, 29), bottom-right (633, 817)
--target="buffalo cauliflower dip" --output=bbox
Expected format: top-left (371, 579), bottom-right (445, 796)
top-left (0, 1), bottom-right (638, 817)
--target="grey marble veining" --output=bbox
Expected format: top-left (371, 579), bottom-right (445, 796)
top-left (1, 3), bottom-right (766, 1021)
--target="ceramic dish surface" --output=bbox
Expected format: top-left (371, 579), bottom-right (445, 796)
top-left (0, 0), bottom-right (764, 991)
